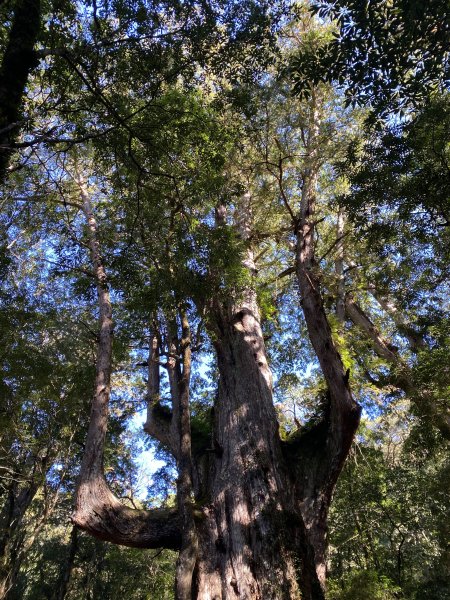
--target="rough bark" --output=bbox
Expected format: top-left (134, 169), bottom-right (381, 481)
top-left (0, 0), bottom-right (41, 180)
top-left (189, 198), bottom-right (302, 599)
top-left (195, 316), bottom-right (300, 596)
top-left (71, 175), bottom-right (181, 550)
top-left (193, 307), bottom-right (301, 599)
top-left (293, 92), bottom-right (360, 595)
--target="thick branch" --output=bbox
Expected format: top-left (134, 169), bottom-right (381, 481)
top-left (295, 96), bottom-right (360, 460)
top-left (73, 476), bottom-right (180, 549)
top-left (345, 297), bottom-right (399, 363)
top-left (0, 0), bottom-right (41, 180)
top-left (72, 174), bottom-right (181, 550)
top-left (292, 95), bottom-right (360, 532)
top-left (346, 296), bottom-right (450, 439)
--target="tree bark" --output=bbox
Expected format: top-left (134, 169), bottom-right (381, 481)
top-left (0, 0), bottom-right (41, 180)
top-left (192, 303), bottom-right (302, 599)
top-left (0, 452), bottom-right (48, 599)
top-left (143, 330), bottom-right (176, 454)
top-left (55, 526), bottom-right (78, 600)
top-left (345, 296), bottom-right (399, 363)
top-left (174, 311), bottom-right (198, 600)
top-left (293, 91), bottom-right (360, 595)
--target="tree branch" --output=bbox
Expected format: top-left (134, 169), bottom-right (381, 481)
top-left (72, 170), bottom-right (181, 550)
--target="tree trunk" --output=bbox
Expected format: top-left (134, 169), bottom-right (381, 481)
top-left (55, 526), bottom-right (78, 600)
top-left (0, 453), bottom-right (47, 599)
top-left (193, 303), bottom-right (303, 599)
top-left (292, 91), bottom-right (360, 595)
top-left (345, 294), bottom-right (450, 439)
top-left (189, 197), bottom-right (322, 599)
top-left (71, 173), bottom-right (181, 549)
top-left (0, 0), bottom-right (41, 180)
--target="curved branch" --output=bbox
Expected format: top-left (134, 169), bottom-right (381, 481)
top-left (71, 172), bottom-right (181, 550)
top-left (73, 476), bottom-right (180, 549)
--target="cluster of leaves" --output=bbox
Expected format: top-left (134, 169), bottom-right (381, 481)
top-left (290, 0), bottom-right (449, 115)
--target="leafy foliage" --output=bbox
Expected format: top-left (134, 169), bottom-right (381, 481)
top-left (290, 0), bottom-right (450, 115)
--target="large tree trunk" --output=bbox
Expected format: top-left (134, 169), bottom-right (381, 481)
top-left (190, 197), bottom-right (324, 599)
top-left (193, 302), bottom-right (303, 599)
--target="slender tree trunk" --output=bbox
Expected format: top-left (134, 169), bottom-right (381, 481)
top-left (345, 294), bottom-right (450, 438)
top-left (345, 296), bottom-right (399, 363)
top-left (368, 288), bottom-right (425, 351)
top-left (0, 454), bottom-right (47, 599)
top-left (335, 208), bottom-right (346, 326)
top-left (72, 173), bottom-right (181, 549)
top-left (55, 526), bottom-right (78, 600)
top-left (175, 311), bottom-right (198, 600)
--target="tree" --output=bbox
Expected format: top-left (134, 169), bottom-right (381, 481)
top-left (64, 43), bottom-right (360, 596)
top-left (1, 2), bottom-right (448, 599)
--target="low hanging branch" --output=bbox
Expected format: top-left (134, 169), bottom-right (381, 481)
top-left (71, 173), bottom-right (181, 550)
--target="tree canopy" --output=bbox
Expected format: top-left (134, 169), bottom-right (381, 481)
top-left (0, 1), bottom-right (449, 599)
